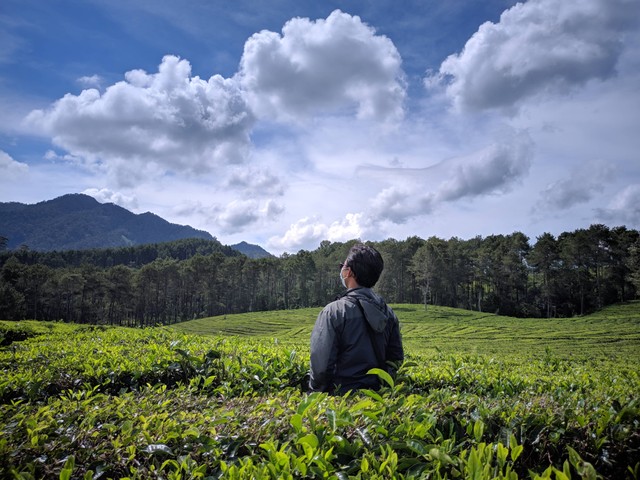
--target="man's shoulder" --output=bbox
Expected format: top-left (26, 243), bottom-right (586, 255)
top-left (319, 294), bottom-right (360, 317)
top-left (325, 295), bottom-right (353, 310)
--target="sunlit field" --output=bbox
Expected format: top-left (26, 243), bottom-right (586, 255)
top-left (1, 302), bottom-right (639, 479)
top-left (172, 302), bottom-right (640, 360)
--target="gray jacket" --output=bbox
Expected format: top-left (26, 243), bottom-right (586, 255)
top-left (309, 287), bottom-right (404, 394)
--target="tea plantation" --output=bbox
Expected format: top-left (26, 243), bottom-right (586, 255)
top-left (1, 302), bottom-right (639, 479)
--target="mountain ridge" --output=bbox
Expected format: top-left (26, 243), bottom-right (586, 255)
top-left (0, 194), bottom-right (272, 258)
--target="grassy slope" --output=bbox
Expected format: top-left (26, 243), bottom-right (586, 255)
top-left (170, 301), bottom-right (640, 360)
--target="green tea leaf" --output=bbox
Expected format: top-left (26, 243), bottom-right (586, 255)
top-left (473, 419), bottom-right (484, 443)
top-left (297, 433), bottom-right (319, 449)
top-left (367, 368), bottom-right (395, 389)
top-left (290, 413), bottom-right (303, 433)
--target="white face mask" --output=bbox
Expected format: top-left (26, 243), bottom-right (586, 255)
top-left (340, 270), bottom-right (347, 288)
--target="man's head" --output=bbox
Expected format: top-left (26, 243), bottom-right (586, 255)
top-left (342, 243), bottom-right (384, 288)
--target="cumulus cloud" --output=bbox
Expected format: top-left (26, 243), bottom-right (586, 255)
top-left (77, 75), bottom-right (103, 89)
top-left (326, 213), bottom-right (367, 241)
top-left (367, 134), bottom-right (533, 223)
top-left (436, 139), bottom-right (533, 201)
top-left (226, 167), bottom-right (285, 196)
top-left (263, 199), bottom-right (285, 220)
top-left (269, 217), bottom-right (327, 251)
top-left (44, 149), bottom-right (85, 166)
top-left (431, 0), bottom-right (640, 111)
top-left (268, 212), bottom-right (367, 251)
top-left (238, 9), bottom-right (406, 123)
top-left (166, 167), bottom-right (287, 234)
top-left (204, 198), bottom-right (284, 234)
top-left (82, 187), bottom-right (139, 210)
top-left (595, 184), bottom-right (640, 226)
top-left (215, 199), bottom-right (261, 233)
top-left (270, 134), bottom-right (533, 252)
top-left (371, 186), bottom-right (435, 224)
top-left (19, 8), bottom-right (406, 212)
top-left (25, 55), bottom-right (254, 186)
top-left (536, 160), bottom-right (615, 211)
top-left (0, 150), bottom-right (29, 178)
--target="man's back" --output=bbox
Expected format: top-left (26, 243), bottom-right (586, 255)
top-left (309, 287), bottom-right (403, 394)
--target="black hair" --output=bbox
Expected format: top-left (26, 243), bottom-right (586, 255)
top-left (344, 243), bottom-right (384, 288)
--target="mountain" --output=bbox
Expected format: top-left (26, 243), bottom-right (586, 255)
top-left (0, 194), bottom-right (270, 256)
top-left (231, 241), bottom-right (273, 259)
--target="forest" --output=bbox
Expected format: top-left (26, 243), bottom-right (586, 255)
top-left (1, 223), bottom-right (639, 325)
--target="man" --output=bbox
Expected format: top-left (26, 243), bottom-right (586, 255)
top-left (309, 243), bottom-right (404, 394)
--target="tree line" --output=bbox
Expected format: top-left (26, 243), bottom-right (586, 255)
top-left (1, 224), bottom-right (639, 326)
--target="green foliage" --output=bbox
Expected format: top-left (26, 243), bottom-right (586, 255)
top-left (2, 224), bottom-right (639, 325)
top-left (1, 304), bottom-right (640, 479)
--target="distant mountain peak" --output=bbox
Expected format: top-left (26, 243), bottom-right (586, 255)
top-left (0, 194), bottom-right (270, 257)
top-left (231, 241), bottom-right (274, 259)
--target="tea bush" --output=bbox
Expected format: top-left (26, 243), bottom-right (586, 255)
top-left (1, 303), bottom-right (639, 479)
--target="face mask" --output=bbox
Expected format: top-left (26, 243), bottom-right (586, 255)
top-left (340, 270), bottom-right (347, 288)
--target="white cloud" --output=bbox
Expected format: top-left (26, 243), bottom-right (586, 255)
top-left (238, 9), bottom-right (406, 123)
top-left (197, 197), bottom-right (286, 234)
top-left (431, 0), bottom-right (640, 111)
top-left (7, 2), bottom-right (640, 256)
top-left (435, 139), bottom-right (533, 201)
top-left (226, 167), bottom-right (285, 196)
top-left (0, 150), bottom-right (29, 178)
top-left (366, 133), bottom-right (533, 224)
top-left (269, 213), bottom-right (366, 250)
top-left (44, 149), bottom-right (85, 166)
top-left (268, 216), bottom-right (328, 251)
top-left (326, 213), bottom-right (367, 242)
top-left (596, 184), bottom-right (640, 226)
top-left (263, 199), bottom-right (285, 220)
top-left (25, 55), bottom-right (254, 187)
top-left (215, 199), bottom-right (261, 233)
top-left (370, 186), bottom-right (434, 224)
top-left (536, 160), bottom-right (615, 211)
top-left (77, 75), bottom-right (103, 89)
top-left (265, 129), bottom-right (534, 252)
top-left (82, 187), bottom-right (139, 211)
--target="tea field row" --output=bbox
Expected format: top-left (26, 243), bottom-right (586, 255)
top-left (1, 302), bottom-right (639, 479)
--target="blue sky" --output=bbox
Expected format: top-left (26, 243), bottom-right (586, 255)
top-left (1, 0), bottom-right (639, 255)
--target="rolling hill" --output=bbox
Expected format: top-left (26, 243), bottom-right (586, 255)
top-left (169, 301), bottom-right (640, 359)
